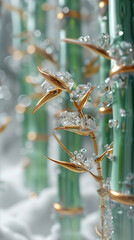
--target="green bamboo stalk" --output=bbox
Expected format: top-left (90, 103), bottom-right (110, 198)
top-left (57, 0), bottom-right (82, 237)
top-left (99, 0), bottom-right (113, 183)
top-left (10, 0), bottom-right (49, 193)
top-left (109, 0), bottom-right (134, 239)
top-left (24, 0), bottom-right (48, 193)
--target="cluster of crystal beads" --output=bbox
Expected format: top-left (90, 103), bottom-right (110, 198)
top-left (58, 111), bottom-right (98, 132)
top-left (109, 41), bottom-right (133, 65)
top-left (58, 111), bottom-right (81, 126)
top-left (104, 205), bottom-right (114, 239)
top-left (41, 80), bottom-right (54, 95)
top-left (78, 33), bottom-right (110, 50)
top-left (54, 71), bottom-right (74, 90)
top-left (80, 114), bottom-right (98, 132)
top-left (108, 119), bottom-right (119, 128)
top-left (41, 69), bottom-right (74, 90)
top-left (70, 83), bottom-right (92, 103)
top-left (70, 148), bottom-right (93, 170)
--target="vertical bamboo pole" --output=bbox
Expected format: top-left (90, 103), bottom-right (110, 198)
top-left (109, 0), bottom-right (134, 239)
top-left (55, 0), bottom-right (83, 238)
top-left (24, 0), bottom-right (48, 193)
top-left (98, 0), bottom-right (113, 183)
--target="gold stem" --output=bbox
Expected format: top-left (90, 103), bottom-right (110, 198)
top-left (90, 132), bottom-right (105, 239)
top-left (73, 100), bottom-right (83, 118)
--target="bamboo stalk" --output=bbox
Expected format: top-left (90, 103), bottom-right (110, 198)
top-left (56, 0), bottom-right (82, 237)
top-left (98, 0), bottom-right (113, 183)
top-left (109, 0), bottom-right (134, 239)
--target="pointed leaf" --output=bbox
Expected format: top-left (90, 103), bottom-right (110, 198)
top-left (95, 150), bottom-right (107, 163)
top-left (35, 46), bottom-right (57, 64)
top-left (62, 38), bottom-right (112, 60)
top-left (78, 85), bottom-right (96, 110)
top-left (0, 117), bottom-right (11, 134)
top-left (52, 133), bottom-right (74, 157)
top-left (37, 67), bottom-right (70, 92)
top-left (84, 64), bottom-right (99, 78)
top-left (45, 156), bottom-right (86, 173)
top-left (110, 64), bottom-right (134, 78)
top-left (85, 57), bottom-right (98, 72)
top-left (32, 89), bottom-right (62, 114)
top-left (3, 4), bottom-right (24, 18)
top-left (53, 125), bottom-right (92, 136)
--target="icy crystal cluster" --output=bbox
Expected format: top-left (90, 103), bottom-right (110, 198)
top-left (41, 80), bottom-right (54, 95)
top-left (104, 206), bottom-right (114, 240)
top-left (109, 41), bottom-right (133, 66)
top-left (59, 111), bottom-right (81, 126)
top-left (78, 33), bottom-right (110, 50)
top-left (58, 111), bottom-right (98, 132)
top-left (70, 83), bottom-right (92, 103)
top-left (70, 148), bottom-right (93, 170)
top-left (41, 69), bottom-right (74, 90)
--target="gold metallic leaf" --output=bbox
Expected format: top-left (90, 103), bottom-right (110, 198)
top-left (45, 155), bottom-right (103, 182)
top-left (37, 67), bottom-right (70, 92)
top-left (44, 156), bottom-right (86, 173)
top-left (3, 4), bottom-right (24, 18)
top-left (78, 85), bottom-right (96, 110)
top-left (0, 117), bottom-right (11, 134)
top-left (109, 64), bottom-right (134, 78)
top-left (53, 125), bottom-right (92, 136)
top-left (42, 3), bottom-right (57, 11)
top-left (32, 88), bottom-right (62, 114)
top-left (84, 64), bottom-right (100, 78)
top-left (95, 151), bottom-right (107, 163)
top-left (62, 38), bottom-right (112, 60)
top-left (52, 133), bottom-right (74, 157)
top-left (85, 57), bottom-right (98, 72)
top-left (35, 46), bottom-right (57, 64)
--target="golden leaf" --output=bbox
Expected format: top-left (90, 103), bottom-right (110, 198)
top-left (3, 4), bottom-right (24, 19)
top-left (54, 125), bottom-right (93, 136)
top-left (62, 38), bottom-right (112, 60)
top-left (37, 67), bottom-right (71, 93)
top-left (0, 117), bottom-right (11, 134)
top-left (109, 64), bottom-right (134, 78)
top-left (45, 155), bottom-right (103, 182)
top-left (52, 133), bottom-right (74, 157)
top-left (35, 46), bottom-right (57, 64)
top-left (78, 85), bottom-right (96, 110)
top-left (45, 156), bottom-right (86, 173)
top-left (85, 57), bottom-right (98, 72)
top-left (84, 64), bottom-right (99, 78)
top-left (32, 89), bottom-right (62, 114)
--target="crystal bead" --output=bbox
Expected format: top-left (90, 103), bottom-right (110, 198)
top-left (116, 24), bottom-right (123, 36)
top-left (70, 83), bottom-right (92, 104)
top-left (80, 149), bottom-right (87, 155)
top-left (108, 119), bottom-right (119, 128)
top-left (104, 144), bottom-right (109, 150)
top-left (18, 94), bottom-right (31, 107)
top-left (41, 80), bottom-right (54, 94)
top-left (108, 154), bottom-right (115, 161)
top-left (120, 108), bottom-right (126, 117)
top-left (81, 114), bottom-right (98, 132)
top-left (127, 209), bottom-right (134, 219)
